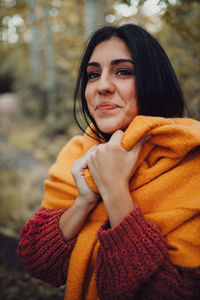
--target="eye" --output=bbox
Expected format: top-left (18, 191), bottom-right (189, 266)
top-left (87, 72), bottom-right (100, 81)
top-left (116, 69), bottom-right (134, 76)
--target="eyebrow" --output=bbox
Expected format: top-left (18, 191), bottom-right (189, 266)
top-left (87, 59), bottom-right (134, 67)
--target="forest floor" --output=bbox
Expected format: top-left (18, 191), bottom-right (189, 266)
top-left (0, 234), bottom-right (65, 300)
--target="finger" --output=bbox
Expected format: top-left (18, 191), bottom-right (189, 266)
top-left (108, 130), bottom-right (124, 146)
top-left (129, 138), bottom-right (145, 156)
top-left (72, 145), bottom-right (97, 171)
top-left (87, 145), bottom-right (97, 153)
top-left (84, 145), bottom-right (97, 158)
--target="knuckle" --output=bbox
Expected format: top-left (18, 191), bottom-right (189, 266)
top-left (88, 151), bottom-right (95, 161)
top-left (108, 143), bottom-right (118, 151)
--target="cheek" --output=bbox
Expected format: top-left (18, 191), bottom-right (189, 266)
top-left (124, 92), bottom-right (138, 121)
top-left (121, 79), bottom-right (137, 101)
top-left (125, 87), bottom-right (137, 109)
top-left (85, 84), bottom-right (94, 101)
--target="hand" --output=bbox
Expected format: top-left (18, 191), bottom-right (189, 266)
top-left (86, 130), bottom-right (144, 199)
top-left (71, 146), bottom-right (100, 208)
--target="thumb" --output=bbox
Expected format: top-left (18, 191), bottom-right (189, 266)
top-left (128, 138), bottom-right (145, 157)
top-left (108, 130), bottom-right (124, 146)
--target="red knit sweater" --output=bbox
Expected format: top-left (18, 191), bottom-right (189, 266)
top-left (17, 206), bottom-right (200, 299)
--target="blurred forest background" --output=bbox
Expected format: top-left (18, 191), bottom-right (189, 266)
top-left (0, 0), bottom-right (199, 299)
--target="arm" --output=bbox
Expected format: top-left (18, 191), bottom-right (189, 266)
top-left (87, 131), bottom-right (200, 298)
top-left (59, 146), bottom-right (100, 240)
top-left (18, 142), bottom-right (101, 287)
top-left (96, 206), bottom-right (200, 299)
top-left (17, 207), bottom-right (77, 287)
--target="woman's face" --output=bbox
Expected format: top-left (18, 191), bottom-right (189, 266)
top-left (85, 37), bottom-right (138, 135)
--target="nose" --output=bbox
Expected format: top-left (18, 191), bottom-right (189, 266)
top-left (97, 72), bottom-right (115, 95)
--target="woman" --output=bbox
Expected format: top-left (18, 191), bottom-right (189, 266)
top-left (18, 24), bottom-right (200, 299)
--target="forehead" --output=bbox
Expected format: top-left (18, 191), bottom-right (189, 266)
top-left (89, 37), bottom-right (132, 62)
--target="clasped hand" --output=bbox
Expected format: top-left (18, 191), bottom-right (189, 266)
top-left (72, 130), bottom-right (144, 208)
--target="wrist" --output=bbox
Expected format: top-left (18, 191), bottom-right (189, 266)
top-left (100, 184), bottom-right (134, 228)
top-left (100, 181), bottom-right (129, 202)
top-left (75, 195), bottom-right (98, 212)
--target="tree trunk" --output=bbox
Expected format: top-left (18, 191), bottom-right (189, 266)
top-left (44, 0), bottom-right (56, 111)
top-left (27, 0), bottom-right (41, 77)
top-left (85, 0), bottom-right (107, 36)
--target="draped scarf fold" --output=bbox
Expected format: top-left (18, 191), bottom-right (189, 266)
top-left (42, 116), bottom-right (200, 300)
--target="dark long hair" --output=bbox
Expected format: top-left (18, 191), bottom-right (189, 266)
top-left (73, 24), bottom-right (185, 140)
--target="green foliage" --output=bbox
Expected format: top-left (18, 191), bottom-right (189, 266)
top-left (0, 169), bottom-right (45, 235)
top-left (0, 0), bottom-right (85, 122)
top-left (158, 1), bottom-right (200, 119)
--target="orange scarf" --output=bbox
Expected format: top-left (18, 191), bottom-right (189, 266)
top-left (42, 116), bottom-right (200, 300)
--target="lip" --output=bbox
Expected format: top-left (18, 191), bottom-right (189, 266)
top-left (96, 103), bottom-right (118, 111)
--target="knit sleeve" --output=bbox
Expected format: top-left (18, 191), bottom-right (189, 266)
top-left (96, 205), bottom-right (200, 300)
top-left (17, 207), bottom-right (77, 287)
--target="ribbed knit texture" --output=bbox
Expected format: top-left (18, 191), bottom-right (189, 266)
top-left (96, 205), bottom-right (200, 300)
top-left (17, 207), bottom-right (76, 287)
top-left (18, 206), bottom-right (200, 299)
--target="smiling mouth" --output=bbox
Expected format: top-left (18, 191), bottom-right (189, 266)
top-left (96, 104), bottom-right (118, 111)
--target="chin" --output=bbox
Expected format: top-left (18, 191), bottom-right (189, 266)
top-left (97, 122), bottom-right (124, 135)
top-left (101, 129), bottom-right (117, 135)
